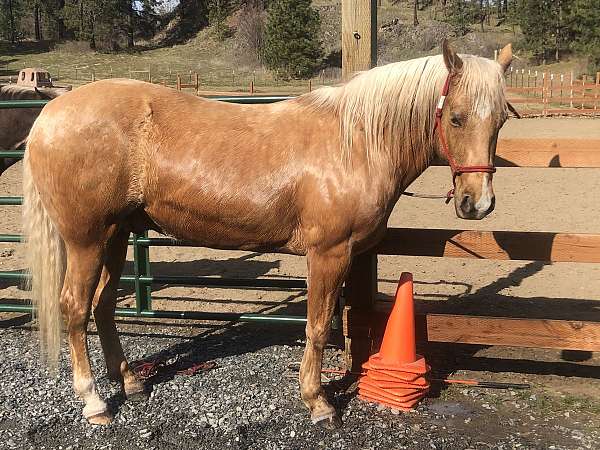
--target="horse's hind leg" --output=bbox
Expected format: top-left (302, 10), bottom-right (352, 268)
top-left (300, 244), bottom-right (350, 429)
top-left (61, 241), bottom-right (112, 424)
top-left (92, 228), bottom-right (146, 400)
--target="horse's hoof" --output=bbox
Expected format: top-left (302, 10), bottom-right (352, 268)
top-left (126, 389), bottom-right (149, 402)
top-left (87, 411), bottom-right (113, 425)
top-left (313, 413), bottom-right (342, 430)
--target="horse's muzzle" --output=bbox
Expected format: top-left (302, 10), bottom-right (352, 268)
top-left (455, 192), bottom-right (495, 220)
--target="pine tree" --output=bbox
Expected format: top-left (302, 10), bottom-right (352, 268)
top-left (262, 0), bottom-right (323, 79)
top-left (446, 0), bottom-right (478, 36)
top-left (0, 0), bottom-right (25, 43)
top-left (518, 0), bottom-right (570, 63)
top-left (567, 0), bottom-right (600, 73)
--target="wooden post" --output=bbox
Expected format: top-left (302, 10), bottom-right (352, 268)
top-left (542, 72), bottom-right (547, 116)
top-left (308, 79), bottom-right (312, 92)
top-left (570, 70), bottom-right (574, 109)
top-left (343, 252), bottom-right (378, 372)
top-left (148, 66), bottom-right (152, 83)
top-left (195, 72), bottom-right (199, 94)
top-left (594, 72), bottom-right (600, 109)
top-left (250, 80), bottom-right (254, 94)
top-left (176, 74), bottom-right (181, 91)
top-left (582, 75), bottom-right (587, 109)
top-left (560, 73), bottom-right (564, 107)
top-left (342, 0), bottom-right (377, 80)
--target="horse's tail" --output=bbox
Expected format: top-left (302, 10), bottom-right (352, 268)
top-left (22, 148), bottom-right (66, 370)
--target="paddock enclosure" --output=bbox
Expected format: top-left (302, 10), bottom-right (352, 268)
top-left (1, 94), bottom-right (600, 449)
top-left (1, 97), bottom-right (599, 368)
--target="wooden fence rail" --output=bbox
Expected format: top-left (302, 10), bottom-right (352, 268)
top-left (506, 69), bottom-right (600, 116)
top-left (343, 137), bottom-right (600, 371)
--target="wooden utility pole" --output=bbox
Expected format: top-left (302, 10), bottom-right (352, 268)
top-left (342, 0), bottom-right (377, 80)
top-left (341, 0), bottom-right (378, 370)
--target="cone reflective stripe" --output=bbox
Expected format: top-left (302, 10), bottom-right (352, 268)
top-left (358, 272), bottom-right (430, 411)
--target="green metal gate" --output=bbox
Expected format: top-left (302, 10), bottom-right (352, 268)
top-left (0, 96), bottom-right (319, 325)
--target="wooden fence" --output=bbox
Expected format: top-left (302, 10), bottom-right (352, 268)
top-left (343, 137), bottom-right (600, 371)
top-left (506, 68), bottom-right (600, 116)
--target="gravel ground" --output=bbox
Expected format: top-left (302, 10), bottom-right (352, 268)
top-left (1, 320), bottom-right (598, 450)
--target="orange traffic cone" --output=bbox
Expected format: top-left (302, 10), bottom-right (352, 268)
top-left (358, 272), bottom-right (430, 411)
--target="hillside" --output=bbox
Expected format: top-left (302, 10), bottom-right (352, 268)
top-left (0, 1), bottom-right (591, 93)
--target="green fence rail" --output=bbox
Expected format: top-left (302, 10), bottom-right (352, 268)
top-left (0, 96), bottom-right (323, 326)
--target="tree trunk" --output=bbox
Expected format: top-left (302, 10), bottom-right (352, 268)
top-left (34, 4), bottom-right (42, 41)
top-left (79, 0), bottom-right (84, 38)
top-left (479, 0), bottom-right (484, 32)
top-left (57, 0), bottom-right (66, 39)
top-left (413, 0), bottom-right (419, 26)
top-left (127, 1), bottom-right (134, 48)
top-left (90, 12), bottom-right (96, 49)
top-left (555, 0), bottom-right (561, 62)
top-left (8, 0), bottom-right (16, 43)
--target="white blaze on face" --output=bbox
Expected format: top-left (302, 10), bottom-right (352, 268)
top-left (476, 100), bottom-right (492, 120)
top-left (475, 173), bottom-right (493, 212)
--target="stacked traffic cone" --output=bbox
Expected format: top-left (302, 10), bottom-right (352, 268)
top-left (358, 272), bottom-right (430, 410)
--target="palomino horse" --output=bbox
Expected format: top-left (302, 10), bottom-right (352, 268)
top-left (23, 41), bottom-right (512, 428)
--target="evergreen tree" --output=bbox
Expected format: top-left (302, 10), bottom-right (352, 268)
top-left (262, 0), bottom-right (323, 79)
top-left (1, 0), bottom-right (25, 43)
top-left (446, 0), bottom-right (478, 36)
top-left (567, 0), bottom-right (600, 73)
top-left (518, 0), bottom-right (569, 63)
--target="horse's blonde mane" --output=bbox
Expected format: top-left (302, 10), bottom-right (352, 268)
top-left (300, 54), bottom-right (507, 169)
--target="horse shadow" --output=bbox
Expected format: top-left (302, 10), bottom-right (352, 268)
top-left (0, 252), bottom-right (284, 309)
top-left (103, 287), bottom-right (311, 412)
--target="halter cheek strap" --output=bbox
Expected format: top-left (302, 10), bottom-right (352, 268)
top-left (433, 73), bottom-right (496, 201)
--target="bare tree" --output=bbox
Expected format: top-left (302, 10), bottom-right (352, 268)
top-left (413, 0), bottom-right (419, 26)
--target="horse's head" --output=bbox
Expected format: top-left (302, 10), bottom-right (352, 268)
top-left (34, 86), bottom-right (71, 100)
top-left (437, 40), bottom-right (512, 220)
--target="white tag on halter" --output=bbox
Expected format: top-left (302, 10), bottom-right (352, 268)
top-left (437, 95), bottom-right (446, 110)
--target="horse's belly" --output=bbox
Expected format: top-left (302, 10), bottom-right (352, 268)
top-left (144, 194), bottom-right (301, 252)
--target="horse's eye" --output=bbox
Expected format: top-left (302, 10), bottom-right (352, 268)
top-left (450, 113), bottom-right (462, 127)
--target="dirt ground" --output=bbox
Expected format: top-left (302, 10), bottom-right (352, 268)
top-left (1, 116), bottom-right (599, 448)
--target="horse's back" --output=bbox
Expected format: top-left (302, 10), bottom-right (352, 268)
top-left (26, 79), bottom-right (311, 249)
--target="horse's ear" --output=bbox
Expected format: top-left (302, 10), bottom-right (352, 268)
top-left (497, 43), bottom-right (513, 73)
top-left (442, 39), bottom-right (463, 74)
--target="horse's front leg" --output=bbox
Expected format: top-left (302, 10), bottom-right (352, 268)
top-left (300, 244), bottom-right (350, 429)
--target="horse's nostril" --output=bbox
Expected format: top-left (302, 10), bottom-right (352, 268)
top-left (460, 194), bottom-right (473, 215)
top-left (487, 196), bottom-right (496, 214)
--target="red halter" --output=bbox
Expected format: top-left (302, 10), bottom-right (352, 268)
top-left (434, 73), bottom-right (496, 201)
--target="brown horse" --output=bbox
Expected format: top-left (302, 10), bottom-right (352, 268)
top-left (0, 83), bottom-right (70, 176)
top-left (23, 41), bottom-right (512, 428)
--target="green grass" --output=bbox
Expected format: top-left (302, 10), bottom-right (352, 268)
top-left (0, 26), bottom-right (334, 95)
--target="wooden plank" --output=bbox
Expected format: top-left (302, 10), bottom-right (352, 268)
top-left (341, 0), bottom-right (377, 80)
top-left (507, 98), bottom-right (545, 104)
top-left (345, 309), bottom-right (600, 351)
top-left (423, 315), bottom-right (600, 351)
top-left (374, 228), bottom-right (600, 263)
top-left (507, 86), bottom-right (542, 92)
top-left (495, 138), bottom-right (600, 167)
top-left (343, 252), bottom-right (378, 371)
